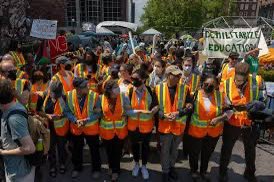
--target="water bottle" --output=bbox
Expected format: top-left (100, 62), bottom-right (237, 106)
top-left (36, 138), bottom-right (44, 152)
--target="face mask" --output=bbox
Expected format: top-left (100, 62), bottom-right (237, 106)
top-left (7, 70), bottom-right (17, 80)
top-left (204, 84), bottom-right (215, 94)
top-left (118, 72), bottom-right (122, 78)
top-left (65, 64), bottom-right (72, 71)
top-left (183, 66), bottom-right (192, 74)
top-left (132, 79), bottom-right (143, 87)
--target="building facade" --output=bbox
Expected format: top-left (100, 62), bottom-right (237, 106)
top-left (235, 0), bottom-right (259, 17)
top-left (258, 0), bottom-right (274, 19)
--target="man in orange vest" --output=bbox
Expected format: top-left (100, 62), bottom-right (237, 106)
top-left (51, 56), bottom-right (74, 93)
top-left (219, 62), bottom-right (264, 182)
top-left (219, 52), bottom-right (240, 82)
top-left (67, 78), bottom-right (101, 179)
top-left (155, 65), bottom-right (192, 182)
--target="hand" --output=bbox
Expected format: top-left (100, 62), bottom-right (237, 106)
top-left (0, 149), bottom-right (3, 155)
top-left (151, 106), bottom-right (159, 114)
top-left (76, 120), bottom-right (84, 128)
top-left (35, 91), bottom-right (44, 97)
top-left (210, 118), bottom-right (219, 126)
top-left (186, 103), bottom-right (193, 110)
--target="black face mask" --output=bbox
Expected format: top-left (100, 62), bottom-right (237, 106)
top-left (7, 70), bottom-right (17, 80)
top-left (65, 64), bottom-right (72, 71)
top-left (132, 79), bottom-right (143, 87)
top-left (204, 84), bottom-right (215, 94)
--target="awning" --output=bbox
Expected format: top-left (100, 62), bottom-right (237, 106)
top-left (96, 27), bottom-right (115, 35)
top-left (97, 21), bottom-right (138, 32)
top-left (141, 28), bottom-right (161, 35)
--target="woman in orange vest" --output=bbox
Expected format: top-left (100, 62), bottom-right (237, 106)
top-left (42, 81), bottom-right (76, 178)
top-left (67, 78), bottom-right (101, 179)
top-left (188, 73), bottom-right (232, 181)
top-left (98, 79), bottom-right (135, 182)
top-left (128, 69), bottom-right (158, 180)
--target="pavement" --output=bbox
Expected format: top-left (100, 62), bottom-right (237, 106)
top-left (38, 137), bottom-right (274, 182)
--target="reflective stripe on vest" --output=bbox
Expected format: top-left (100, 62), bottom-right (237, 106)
top-left (15, 79), bottom-right (26, 95)
top-left (190, 74), bottom-right (200, 94)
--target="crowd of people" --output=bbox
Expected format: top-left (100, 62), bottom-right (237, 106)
top-left (0, 34), bottom-right (271, 182)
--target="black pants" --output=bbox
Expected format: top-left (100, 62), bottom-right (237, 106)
top-left (103, 136), bottom-right (124, 174)
top-left (129, 130), bottom-right (151, 165)
top-left (188, 135), bottom-right (219, 174)
top-left (48, 122), bottom-right (67, 169)
top-left (220, 123), bottom-right (257, 176)
top-left (71, 134), bottom-right (101, 172)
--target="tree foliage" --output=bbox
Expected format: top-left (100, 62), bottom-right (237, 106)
top-left (141, 0), bottom-right (236, 36)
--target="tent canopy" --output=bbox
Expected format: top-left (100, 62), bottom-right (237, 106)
top-left (259, 48), bottom-right (274, 64)
top-left (96, 27), bottom-right (115, 35)
top-left (141, 28), bottom-right (161, 35)
top-left (97, 21), bottom-right (138, 32)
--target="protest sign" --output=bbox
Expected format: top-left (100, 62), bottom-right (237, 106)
top-left (30, 19), bottom-right (58, 39)
top-left (203, 27), bottom-right (268, 58)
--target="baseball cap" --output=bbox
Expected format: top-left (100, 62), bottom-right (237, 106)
top-left (56, 56), bottom-right (69, 65)
top-left (73, 77), bottom-right (88, 88)
top-left (165, 65), bottom-right (182, 76)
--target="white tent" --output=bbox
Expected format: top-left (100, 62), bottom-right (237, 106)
top-left (96, 27), bottom-right (115, 35)
top-left (142, 28), bottom-right (161, 35)
top-left (97, 21), bottom-right (138, 32)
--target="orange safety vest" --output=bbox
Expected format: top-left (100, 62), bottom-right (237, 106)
top-left (43, 95), bottom-right (69, 136)
top-left (155, 82), bottom-right (189, 135)
top-left (128, 87), bottom-right (154, 133)
top-left (224, 75), bottom-right (260, 127)
top-left (31, 82), bottom-right (47, 93)
top-left (74, 63), bottom-right (88, 78)
top-left (29, 93), bottom-right (39, 113)
top-left (221, 64), bottom-right (235, 82)
top-left (67, 89), bottom-right (99, 136)
top-left (179, 74), bottom-right (200, 96)
top-left (10, 51), bottom-right (26, 68)
top-left (14, 79), bottom-right (28, 95)
top-left (88, 74), bottom-right (99, 93)
top-left (52, 71), bottom-right (74, 92)
top-left (16, 70), bottom-right (29, 79)
top-left (100, 94), bottom-right (128, 140)
top-left (188, 90), bottom-right (224, 138)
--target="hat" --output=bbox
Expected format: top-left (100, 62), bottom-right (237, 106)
top-left (73, 77), bottom-right (88, 88)
top-left (56, 56), bottom-right (69, 65)
top-left (110, 64), bottom-right (120, 73)
top-left (165, 65), bottom-right (182, 76)
top-left (229, 52), bottom-right (239, 59)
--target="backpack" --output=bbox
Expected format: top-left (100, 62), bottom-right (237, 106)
top-left (6, 110), bottom-right (50, 167)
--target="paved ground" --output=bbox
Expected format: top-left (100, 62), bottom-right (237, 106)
top-left (39, 137), bottom-right (274, 182)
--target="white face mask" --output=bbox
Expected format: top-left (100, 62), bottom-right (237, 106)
top-left (183, 66), bottom-right (192, 74)
top-left (118, 72), bottom-right (122, 78)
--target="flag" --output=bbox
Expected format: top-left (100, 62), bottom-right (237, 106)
top-left (34, 40), bottom-right (50, 65)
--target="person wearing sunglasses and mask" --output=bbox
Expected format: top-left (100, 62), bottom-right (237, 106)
top-left (180, 56), bottom-right (201, 97)
top-left (219, 62), bottom-right (264, 182)
top-left (50, 56), bottom-right (74, 93)
top-left (220, 52), bottom-right (240, 82)
top-left (0, 54), bottom-right (30, 106)
top-left (98, 80), bottom-right (135, 182)
top-left (188, 73), bottom-right (232, 182)
top-left (155, 65), bottom-right (192, 182)
top-left (128, 69), bottom-right (158, 180)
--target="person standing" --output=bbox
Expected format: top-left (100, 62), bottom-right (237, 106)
top-left (245, 48), bottom-right (260, 76)
top-left (219, 62), bottom-right (264, 182)
top-left (128, 69), bottom-right (158, 180)
top-left (220, 52), bottom-right (239, 82)
top-left (0, 79), bottom-right (36, 182)
top-left (188, 74), bottom-right (232, 181)
top-left (155, 65), bottom-right (192, 182)
top-left (148, 59), bottom-right (166, 88)
top-left (98, 80), bottom-right (133, 182)
top-left (67, 78), bottom-right (101, 179)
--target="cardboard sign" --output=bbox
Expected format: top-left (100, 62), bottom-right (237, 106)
top-left (30, 19), bottom-right (58, 39)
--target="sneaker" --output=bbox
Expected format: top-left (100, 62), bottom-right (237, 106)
top-left (132, 163), bottom-right (140, 177)
top-left (162, 173), bottom-right (169, 182)
top-left (92, 171), bottom-right (101, 179)
top-left (111, 173), bottom-right (119, 182)
top-left (141, 165), bottom-right (149, 180)
top-left (169, 167), bottom-right (178, 181)
top-left (71, 170), bottom-right (80, 179)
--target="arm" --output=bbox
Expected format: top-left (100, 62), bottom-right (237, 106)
top-left (86, 96), bottom-right (102, 122)
top-left (63, 103), bottom-right (77, 123)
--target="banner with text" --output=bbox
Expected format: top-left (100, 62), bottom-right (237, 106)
top-left (30, 19), bottom-right (58, 40)
top-left (203, 27), bottom-right (268, 58)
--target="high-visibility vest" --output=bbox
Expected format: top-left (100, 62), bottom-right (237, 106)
top-left (67, 89), bottom-right (99, 136)
top-left (100, 94), bottom-right (128, 140)
top-left (52, 71), bottom-right (74, 92)
top-left (224, 75), bottom-right (260, 127)
top-left (128, 87), bottom-right (154, 133)
top-left (88, 74), bottom-right (99, 93)
top-left (29, 93), bottom-right (39, 113)
top-left (97, 54), bottom-right (102, 65)
top-left (221, 64), bottom-right (235, 82)
top-left (179, 74), bottom-right (200, 96)
top-left (16, 70), bottom-right (29, 79)
top-left (155, 82), bottom-right (189, 135)
top-left (10, 51), bottom-right (26, 68)
top-left (43, 96), bottom-right (69, 136)
top-left (189, 90), bottom-right (224, 138)
top-left (14, 79), bottom-right (28, 95)
top-left (31, 82), bottom-right (47, 93)
top-left (74, 63), bottom-right (88, 78)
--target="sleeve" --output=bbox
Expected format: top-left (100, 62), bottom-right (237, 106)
top-left (122, 94), bottom-right (136, 116)
top-left (87, 95), bottom-right (101, 121)
top-left (23, 80), bottom-right (31, 91)
top-left (36, 95), bottom-right (44, 112)
top-left (8, 114), bottom-right (30, 141)
top-left (63, 103), bottom-right (77, 123)
top-left (223, 95), bottom-right (233, 119)
top-left (150, 90), bottom-right (158, 109)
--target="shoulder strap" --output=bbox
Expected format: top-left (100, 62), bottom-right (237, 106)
top-left (128, 87), bottom-right (134, 102)
top-left (146, 86), bottom-right (153, 98)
